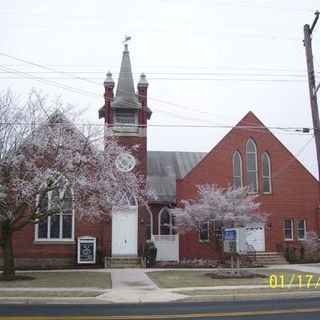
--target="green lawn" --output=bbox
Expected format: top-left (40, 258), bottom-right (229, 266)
top-left (0, 271), bottom-right (111, 289)
top-left (147, 269), bottom-right (320, 289)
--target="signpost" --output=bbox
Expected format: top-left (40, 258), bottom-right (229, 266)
top-left (223, 228), bottom-right (246, 275)
top-left (77, 236), bottom-right (96, 264)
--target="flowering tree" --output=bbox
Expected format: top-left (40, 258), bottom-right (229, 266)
top-left (0, 90), bottom-right (146, 278)
top-left (305, 231), bottom-right (320, 258)
top-left (172, 185), bottom-right (267, 260)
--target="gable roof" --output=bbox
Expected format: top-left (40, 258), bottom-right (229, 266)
top-left (147, 111), bottom-right (318, 203)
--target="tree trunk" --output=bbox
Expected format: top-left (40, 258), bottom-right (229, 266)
top-left (1, 228), bottom-right (15, 279)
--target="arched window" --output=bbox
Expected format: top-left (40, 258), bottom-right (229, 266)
top-left (36, 176), bottom-right (74, 241)
top-left (159, 207), bottom-right (174, 235)
top-left (246, 139), bottom-right (258, 193)
top-left (262, 152), bottom-right (272, 194)
top-left (119, 190), bottom-right (137, 207)
top-left (233, 151), bottom-right (243, 188)
top-left (146, 207), bottom-right (153, 240)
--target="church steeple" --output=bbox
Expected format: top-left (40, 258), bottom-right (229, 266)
top-left (112, 44), bottom-right (141, 109)
top-left (99, 43), bottom-right (151, 137)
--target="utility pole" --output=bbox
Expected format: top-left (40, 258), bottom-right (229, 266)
top-left (304, 11), bottom-right (320, 181)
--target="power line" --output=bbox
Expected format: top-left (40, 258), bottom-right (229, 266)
top-left (0, 23), bottom-right (301, 41)
top-left (0, 11), bottom-right (303, 32)
top-left (0, 63), bottom-right (228, 127)
top-left (0, 64), bottom-right (311, 73)
top-left (160, 0), bottom-right (314, 13)
top-left (0, 51), bottom-right (100, 86)
top-left (0, 51), bottom-right (313, 132)
top-left (0, 60), bottom-right (230, 126)
top-left (0, 51), bottom-right (280, 126)
top-left (272, 135), bottom-right (315, 180)
top-left (0, 76), bottom-right (308, 83)
top-left (0, 120), bottom-right (313, 134)
top-left (0, 65), bottom-right (101, 98)
top-left (0, 71), bottom-right (310, 77)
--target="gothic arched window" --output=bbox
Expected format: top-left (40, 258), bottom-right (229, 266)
top-left (262, 152), bottom-right (272, 194)
top-left (146, 207), bottom-right (153, 240)
top-left (36, 177), bottom-right (74, 241)
top-left (246, 139), bottom-right (258, 193)
top-left (159, 207), bottom-right (174, 235)
top-left (120, 190), bottom-right (137, 207)
top-left (233, 151), bottom-right (243, 188)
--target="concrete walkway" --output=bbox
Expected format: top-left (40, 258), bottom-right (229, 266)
top-left (266, 263), bottom-right (320, 274)
top-left (110, 269), bottom-right (158, 290)
top-left (97, 269), bottom-right (187, 303)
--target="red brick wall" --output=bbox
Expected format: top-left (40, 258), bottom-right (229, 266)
top-left (117, 135), bottom-right (148, 254)
top-left (177, 112), bottom-right (320, 260)
top-left (5, 215), bottom-right (105, 268)
top-left (117, 136), bottom-right (147, 176)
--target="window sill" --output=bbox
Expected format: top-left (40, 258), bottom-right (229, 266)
top-left (284, 239), bottom-right (294, 241)
top-left (34, 240), bottom-right (75, 245)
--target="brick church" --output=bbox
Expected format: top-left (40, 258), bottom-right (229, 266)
top-left (2, 44), bottom-right (320, 268)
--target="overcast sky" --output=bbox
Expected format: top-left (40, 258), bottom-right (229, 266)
top-left (1, 0), bottom-right (320, 178)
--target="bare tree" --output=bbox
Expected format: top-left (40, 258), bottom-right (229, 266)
top-left (0, 89), bottom-right (146, 278)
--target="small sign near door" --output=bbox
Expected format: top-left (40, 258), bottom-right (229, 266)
top-left (77, 236), bottom-right (96, 264)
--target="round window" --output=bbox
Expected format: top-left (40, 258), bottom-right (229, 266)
top-left (115, 153), bottom-right (136, 172)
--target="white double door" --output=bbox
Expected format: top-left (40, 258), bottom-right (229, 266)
top-left (112, 208), bottom-right (138, 256)
top-left (246, 224), bottom-right (265, 252)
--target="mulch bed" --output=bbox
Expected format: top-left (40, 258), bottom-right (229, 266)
top-left (206, 270), bottom-right (268, 279)
top-left (152, 261), bottom-right (218, 269)
top-left (151, 260), bottom-right (264, 269)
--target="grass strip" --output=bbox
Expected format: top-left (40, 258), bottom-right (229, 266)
top-left (147, 269), bottom-right (320, 288)
top-left (0, 271), bottom-right (111, 289)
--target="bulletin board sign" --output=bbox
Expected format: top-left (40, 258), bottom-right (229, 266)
top-left (77, 237), bottom-right (96, 264)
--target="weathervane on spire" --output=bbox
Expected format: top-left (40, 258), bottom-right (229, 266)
top-left (122, 35), bottom-right (131, 44)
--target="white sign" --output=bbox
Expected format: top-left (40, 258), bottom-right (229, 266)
top-left (223, 228), bottom-right (246, 255)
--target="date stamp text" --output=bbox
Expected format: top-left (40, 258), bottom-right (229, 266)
top-left (269, 274), bottom-right (320, 289)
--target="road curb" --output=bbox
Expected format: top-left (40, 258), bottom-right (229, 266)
top-left (0, 288), bottom-right (320, 304)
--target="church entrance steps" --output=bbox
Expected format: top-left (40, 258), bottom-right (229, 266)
top-left (255, 252), bottom-right (288, 265)
top-left (105, 256), bottom-right (143, 268)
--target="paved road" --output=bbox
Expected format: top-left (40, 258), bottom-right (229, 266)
top-left (1, 297), bottom-right (320, 319)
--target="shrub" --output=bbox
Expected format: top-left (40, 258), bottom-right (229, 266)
top-left (143, 241), bottom-right (157, 267)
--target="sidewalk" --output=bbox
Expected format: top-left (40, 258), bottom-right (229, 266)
top-left (265, 263), bottom-right (320, 274)
top-left (0, 264), bottom-right (320, 304)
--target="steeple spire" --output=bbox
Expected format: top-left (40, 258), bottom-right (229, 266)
top-left (111, 44), bottom-right (141, 109)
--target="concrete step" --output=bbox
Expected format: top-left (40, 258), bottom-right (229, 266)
top-left (255, 252), bottom-right (288, 265)
top-left (105, 256), bottom-right (143, 268)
